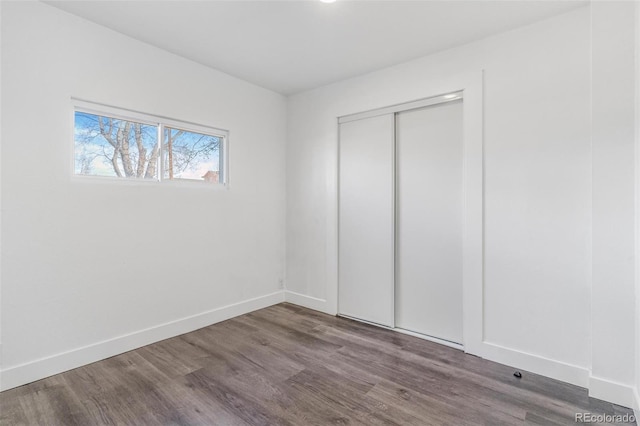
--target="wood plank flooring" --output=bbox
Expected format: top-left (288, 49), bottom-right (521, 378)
top-left (0, 303), bottom-right (636, 425)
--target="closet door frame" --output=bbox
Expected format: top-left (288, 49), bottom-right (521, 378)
top-left (337, 71), bottom-right (484, 356)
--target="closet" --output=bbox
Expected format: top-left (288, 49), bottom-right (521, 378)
top-left (338, 94), bottom-right (464, 345)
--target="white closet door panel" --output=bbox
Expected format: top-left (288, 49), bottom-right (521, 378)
top-left (396, 100), bottom-right (463, 343)
top-left (339, 114), bottom-right (394, 327)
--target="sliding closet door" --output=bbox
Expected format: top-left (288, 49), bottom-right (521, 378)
top-left (339, 114), bottom-right (394, 327)
top-left (395, 100), bottom-right (463, 343)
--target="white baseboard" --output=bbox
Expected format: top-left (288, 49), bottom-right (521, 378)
top-left (479, 343), bottom-right (639, 410)
top-left (589, 376), bottom-right (639, 410)
top-left (0, 290), bottom-right (285, 392)
top-left (479, 341), bottom-right (590, 388)
top-left (284, 290), bottom-right (332, 314)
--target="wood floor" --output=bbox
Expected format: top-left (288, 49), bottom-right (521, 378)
top-left (0, 303), bottom-right (636, 425)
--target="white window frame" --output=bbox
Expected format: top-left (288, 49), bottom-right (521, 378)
top-left (71, 98), bottom-right (229, 188)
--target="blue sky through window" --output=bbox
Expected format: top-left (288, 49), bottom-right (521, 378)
top-left (74, 111), bottom-right (221, 182)
top-left (74, 111), bottom-right (158, 178)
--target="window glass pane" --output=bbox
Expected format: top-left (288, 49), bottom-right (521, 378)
top-left (74, 111), bottom-right (159, 179)
top-left (163, 127), bottom-right (222, 183)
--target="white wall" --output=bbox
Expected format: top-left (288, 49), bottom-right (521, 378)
top-left (590, 1), bottom-right (638, 409)
top-left (0, 1), bottom-right (286, 390)
top-left (636, 0), bottom-right (640, 415)
top-left (286, 5), bottom-right (636, 408)
top-left (0, 0), bottom-right (3, 367)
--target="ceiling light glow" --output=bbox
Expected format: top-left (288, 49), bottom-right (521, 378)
top-left (320, 0), bottom-right (337, 3)
top-left (444, 94), bottom-right (458, 99)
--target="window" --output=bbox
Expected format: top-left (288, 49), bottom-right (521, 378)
top-left (162, 127), bottom-right (223, 183)
top-left (74, 112), bottom-right (159, 179)
top-left (73, 100), bottom-right (228, 185)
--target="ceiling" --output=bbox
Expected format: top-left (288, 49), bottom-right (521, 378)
top-left (47, 1), bottom-right (587, 95)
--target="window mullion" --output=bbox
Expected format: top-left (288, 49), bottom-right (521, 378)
top-left (158, 123), bottom-right (164, 182)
